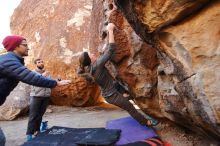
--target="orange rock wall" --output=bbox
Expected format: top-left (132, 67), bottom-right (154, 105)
top-left (11, 0), bottom-right (101, 106)
top-left (114, 0), bottom-right (220, 139)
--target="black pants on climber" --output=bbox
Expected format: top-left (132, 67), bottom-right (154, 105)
top-left (105, 92), bottom-right (158, 126)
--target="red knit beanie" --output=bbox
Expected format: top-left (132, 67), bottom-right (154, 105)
top-left (2, 35), bottom-right (26, 52)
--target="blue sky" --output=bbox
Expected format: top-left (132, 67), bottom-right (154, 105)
top-left (0, 0), bottom-right (22, 48)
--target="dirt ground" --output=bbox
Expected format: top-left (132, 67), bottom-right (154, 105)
top-left (0, 104), bottom-right (219, 146)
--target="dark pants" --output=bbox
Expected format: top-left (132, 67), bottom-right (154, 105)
top-left (0, 128), bottom-right (5, 146)
top-left (26, 96), bottom-right (49, 135)
top-left (105, 92), bottom-right (148, 126)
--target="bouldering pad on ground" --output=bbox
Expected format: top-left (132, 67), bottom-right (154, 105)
top-left (22, 126), bottom-right (121, 146)
top-left (106, 116), bottom-right (157, 145)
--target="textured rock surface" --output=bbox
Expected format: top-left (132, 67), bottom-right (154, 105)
top-left (90, 0), bottom-right (161, 117)
top-left (157, 1), bottom-right (220, 138)
top-left (10, 0), bottom-right (101, 106)
top-left (0, 82), bottom-right (30, 120)
top-left (114, 0), bottom-right (220, 140)
top-left (8, 0), bottom-right (220, 142)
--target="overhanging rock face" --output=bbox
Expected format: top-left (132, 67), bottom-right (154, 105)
top-left (91, 0), bottom-right (161, 116)
top-left (92, 0), bottom-right (220, 139)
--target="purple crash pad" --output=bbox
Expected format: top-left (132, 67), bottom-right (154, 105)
top-left (106, 116), bottom-right (157, 145)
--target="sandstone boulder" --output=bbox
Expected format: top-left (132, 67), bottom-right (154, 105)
top-left (114, 0), bottom-right (220, 139)
top-left (11, 0), bottom-right (101, 107)
top-left (0, 82), bottom-right (30, 120)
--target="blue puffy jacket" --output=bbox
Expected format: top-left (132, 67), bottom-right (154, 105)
top-left (0, 52), bottom-right (57, 105)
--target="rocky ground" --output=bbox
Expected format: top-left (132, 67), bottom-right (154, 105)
top-left (0, 104), bottom-right (218, 146)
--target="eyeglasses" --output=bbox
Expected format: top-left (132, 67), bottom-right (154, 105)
top-left (37, 61), bottom-right (44, 64)
top-left (20, 44), bottom-right (28, 47)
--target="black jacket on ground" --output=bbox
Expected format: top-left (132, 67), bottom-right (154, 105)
top-left (0, 52), bottom-right (57, 105)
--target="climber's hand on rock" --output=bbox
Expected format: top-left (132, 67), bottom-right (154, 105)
top-left (57, 80), bottom-right (72, 86)
top-left (123, 93), bottom-right (129, 97)
top-left (107, 23), bottom-right (115, 32)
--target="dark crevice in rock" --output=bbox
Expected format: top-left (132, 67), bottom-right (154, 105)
top-left (177, 73), bottom-right (196, 84)
top-left (115, 0), bottom-right (211, 34)
top-left (160, 0), bottom-right (213, 32)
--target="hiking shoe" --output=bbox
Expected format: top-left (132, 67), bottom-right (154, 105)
top-left (40, 121), bottom-right (48, 132)
top-left (146, 116), bottom-right (159, 127)
top-left (26, 135), bottom-right (32, 141)
top-left (151, 119), bottom-right (159, 126)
